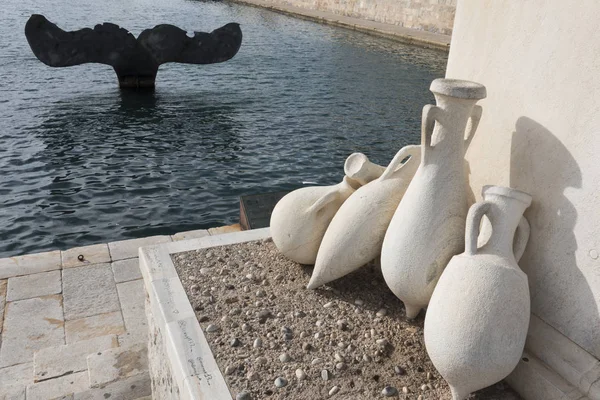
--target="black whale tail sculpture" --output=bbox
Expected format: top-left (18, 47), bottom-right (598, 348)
top-left (25, 14), bottom-right (243, 89)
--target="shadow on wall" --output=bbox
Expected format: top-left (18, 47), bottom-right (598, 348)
top-left (510, 117), bottom-right (599, 357)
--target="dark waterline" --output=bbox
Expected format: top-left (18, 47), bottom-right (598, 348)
top-left (0, 0), bottom-right (447, 257)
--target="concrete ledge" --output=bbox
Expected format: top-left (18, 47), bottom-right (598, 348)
top-left (230, 0), bottom-right (451, 51)
top-left (507, 351), bottom-right (587, 400)
top-left (139, 228), bottom-right (271, 399)
top-left (509, 315), bottom-right (600, 399)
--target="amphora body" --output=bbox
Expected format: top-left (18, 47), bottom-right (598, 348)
top-left (381, 79), bottom-right (486, 318)
top-left (424, 185), bottom-right (532, 400)
top-left (270, 154), bottom-right (383, 264)
top-left (308, 145), bottom-right (421, 289)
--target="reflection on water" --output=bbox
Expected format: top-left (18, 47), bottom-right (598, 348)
top-left (0, 0), bottom-right (446, 257)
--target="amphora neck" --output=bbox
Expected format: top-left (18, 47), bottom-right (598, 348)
top-left (429, 94), bottom-right (477, 155)
top-left (481, 186), bottom-right (532, 258)
top-left (426, 79), bottom-right (486, 158)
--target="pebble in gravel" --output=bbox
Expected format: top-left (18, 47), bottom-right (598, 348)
top-left (295, 369), bottom-right (307, 380)
top-left (321, 369), bottom-right (330, 381)
top-left (279, 353), bottom-right (292, 362)
top-left (329, 386), bottom-right (340, 396)
top-left (242, 323), bottom-right (251, 332)
top-left (225, 365), bottom-right (236, 375)
top-left (274, 377), bottom-right (288, 388)
top-left (312, 358), bottom-right (323, 365)
top-left (323, 301), bottom-right (334, 308)
top-left (382, 386), bottom-right (398, 397)
top-left (253, 338), bottom-right (263, 348)
top-left (376, 308), bottom-right (388, 317)
top-left (255, 357), bottom-right (267, 365)
top-left (354, 299), bottom-right (364, 306)
top-left (236, 392), bottom-right (251, 400)
top-left (421, 384), bottom-right (428, 391)
top-left (314, 332), bottom-right (324, 339)
top-left (281, 326), bottom-right (292, 334)
top-left (394, 366), bottom-right (406, 375)
top-left (206, 324), bottom-right (219, 333)
top-left (402, 386), bottom-right (409, 394)
top-left (230, 338), bottom-right (241, 347)
top-left (335, 362), bottom-right (346, 370)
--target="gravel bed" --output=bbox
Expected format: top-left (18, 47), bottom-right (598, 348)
top-left (172, 239), bottom-right (521, 400)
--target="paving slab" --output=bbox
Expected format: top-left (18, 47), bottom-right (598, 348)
top-left (87, 343), bottom-right (148, 388)
top-left (62, 264), bottom-right (120, 321)
top-left (116, 280), bottom-right (147, 338)
top-left (0, 279), bottom-right (6, 333)
top-left (208, 223), bottom-right (242, 236)
top-left (65, 312), bottom-right (126, 344)
top-left (171, 229), bottom-right (210, 241)
top-left (0, 250), bottom-right (61, 280)
top-left (111, 258), bottom-right (142, 283)
top-left (6, 270), bottom-right (62, 302)
top-left (116, 331), bottom-right (147, 347)
top-left (73, 373), bottom-right (151, 400)
top-left (2, 386), bottom-right (26, 400)
top-left (62, 244), bottom-right (111, 269)
top-left (108, 236), bottom-right (172, 261)
top-left (34, 335), bottom-right (118, 382)
top-left (26, 371), bottom-right (89, 400)
top-left (0, 295), bottom-right (64, 368)
top-left (0, 362), bottom-right (33, 392)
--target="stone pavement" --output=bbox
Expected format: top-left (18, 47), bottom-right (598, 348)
top-left (0, 224), bottom-right (241, 400)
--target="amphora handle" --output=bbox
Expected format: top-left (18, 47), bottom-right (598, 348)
top-left (465, 201), bottom-right (491, 256)
top-left (465, 105), bottom-right (483, 149)
top-left (379, 145), bottom-right (421, 180)
top-left (421, 105), bottom-right (442, 150)
top-left (306, 189), bottom-right (340, 215)
top-left (513, 216), bottom-right (530, 262)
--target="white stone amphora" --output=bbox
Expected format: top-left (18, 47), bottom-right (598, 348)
top-left (381, 79), bottom-right (486, 318)
top-left (270, 154), bottom-right (383, 264)
top-left (307, 145), bottom-right (421, 289)
top-left (424, 185), bottom-right (532, 400)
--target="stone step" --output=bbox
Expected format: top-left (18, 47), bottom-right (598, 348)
top-left (33, 335), bottom-right (119, 382)
top-left (86, 343), bottom-right (148, 388)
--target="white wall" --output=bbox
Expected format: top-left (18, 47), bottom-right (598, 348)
top-left (446, 0), bottom-right (600, 360)
top-left (263, 0), bottom-right (457, 34)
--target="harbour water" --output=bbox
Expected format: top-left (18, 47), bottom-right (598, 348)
top-left (0, 0), bottom-right (447, 257)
